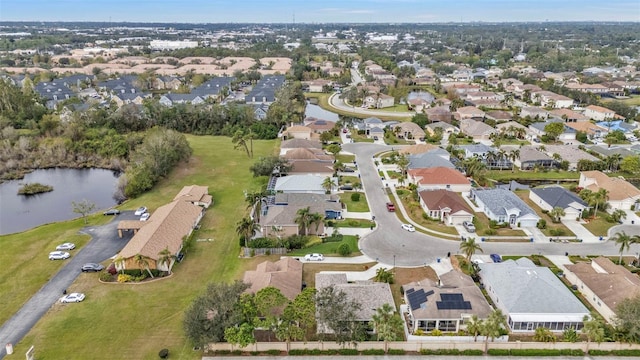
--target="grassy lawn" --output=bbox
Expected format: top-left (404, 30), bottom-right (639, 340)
top-left (394, 188), bottom-right (459, 236)
top-left (350, 131), bottom-right (375, 143)
top-left (288, 235), bottom-right (360, 257)
top-left (339, 192), bottom-right (370, 212)
top-left (514, 190), bottom-right (575, 237)
top-left (472, 212), bottom-right (527, 237)
top-left (330, 218), bottom-right (375, 228)
top-left (485, 169), bottom-right (580, 182)
top-left (387, 170), bottom-right (402, 179)
top-left (604, 95), bottom-right (640, 106)
top-left (339, 175), bottom-right (361, 188)
top-left (336, 153), bottom-right (355, 163)
top-left (11, 136), bottom-right (279, 359)
top-left (582, 212), bottom-right (616, 236)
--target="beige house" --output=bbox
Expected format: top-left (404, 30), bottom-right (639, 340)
top-left (285, 125), bottom-right (312, 140)
top-left (243, 257), bottom-right (303, 300)
top-left (392, 122), bottom-right (425, 140)
top-left (173, 185), bottom-right (213, 208)
top-left (363, 93), bottom-right (394, 109)
top-left (408, 167), bottom-right (471, 193)
top-left (455, 106), bottom-right (485, 120)
top-left (579, 171), bottom-right (640, 211)
top-left (260, 193), bottom-right (342, 238)
top-left (565, 257), bottom-right (640, 323)
top-left (584, 105), bottom-right (616, 121)
top-left (459, 119), bottom-right (497, 140)
top-left (418, 190), bottom-right (473, 226)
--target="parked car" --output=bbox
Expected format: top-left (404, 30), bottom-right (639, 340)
top-left (134, 206), bottom-right (148, 216)
top-left (373, 136), bottom-right (379, 141)
top-left (81, 263), bottom-right (105, 272)
top-left (56, 242), bottom-right (76, 251)
top-left (140, 213), bottom-right (150, 221)
top-left (103, 209), bottom-right (120, 216)
top-left (304, 253), bottom-right (324, 261)
top-left (401, 224), bottom-right (415, 232)
top-left (462, 221), bottom-right (476, 233)
top-left (60, 293), bottom-right (85, 303)
top-left (342, 167), bottom-right (355, 173)
top-left (339, 185), bottom-right (353, 191)
top-left (490, 254), bottom-right (502, 263)
top-left (386, 202), bottom-right (396, 212)
top-left (49, 251), bottom-right (70, 260)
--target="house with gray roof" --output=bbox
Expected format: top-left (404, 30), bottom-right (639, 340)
top-left (315, 273), bottom-right (395, 335)
top-left (34, 81), bottom-right (75, 109)
top-left (470, 188), bottom-right (540, 227)
top-left (159, 93), bottom-right (205, 107)
top-left (529, 186), bottom-right (589, 220)
top-left (528, 119), bottom-right (576, 143)
top-left (516, 146), bottom-right (556, 170)
top-left (192, 76), bottom-right (234, 101)
top-left (246, 75), bottom-right (285, 104)
top-left (260, 193), bottom-right (341, 238)
top-left (478, 258), bottom-right (589, 332)
top-left (587, 145), bottom-right (636, 158)
top-left (539, 144), bottom-right (598, 171)
top-left (408, 149), bottom-right (455, 169)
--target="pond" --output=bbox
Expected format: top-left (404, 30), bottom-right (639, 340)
top-left (305, 102), bottom-right (339, 121)
top-left (406, 91), bottom-right (435, 103)
top-left (0, 168), bottom-right (121, 235)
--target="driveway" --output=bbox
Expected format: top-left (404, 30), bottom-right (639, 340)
top-left (342, 142), bottom-right (634, 267)
top-left (0, 212), bottom-right (136, 359)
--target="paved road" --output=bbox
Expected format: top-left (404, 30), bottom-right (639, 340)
top-left (0, 213), bottom-right (135, 359)
top-left (343, 142), bottom-right (640, 267)
top-left (205, 355), bottom-right (624, 360)
top-left (328, 93), bottom-right (415, 118)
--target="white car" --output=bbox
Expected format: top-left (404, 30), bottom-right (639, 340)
top-left (56, 242), bottom-right (76, 251)
top-left (49, 251), bottom-right (70, 260)
top-left (304, 253), bottom-right (324, 261)
top-left (140, 213), bottom-right (150, 221)
top-left (401, 224), bottom-right (415, 232)
top-left (134, 206), bottom-right (148, 216)
top-left (60, 293), bottom-right (85, 303)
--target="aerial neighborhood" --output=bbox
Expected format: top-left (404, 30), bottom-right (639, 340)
top-left (1, 19), bottom-right (640, 359)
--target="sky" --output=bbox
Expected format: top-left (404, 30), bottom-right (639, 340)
top-left (0, 0), bottom-right (638, 23)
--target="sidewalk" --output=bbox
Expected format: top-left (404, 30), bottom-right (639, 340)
top-left (545, 255), bottom-right (574, 274)
top-left (561, 219), bottom-right (602, 243)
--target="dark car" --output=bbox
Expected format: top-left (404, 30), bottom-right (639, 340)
top-left (103, 209), bottom-right (120, 216)
top-left (339, 185), bottom-right (353, 191)
top-left (342, 167), bottom-right (355, 173)
top-left (490, 254), bottom-right (502, 263)
top-left (81, 263), bottom-right (105, 272)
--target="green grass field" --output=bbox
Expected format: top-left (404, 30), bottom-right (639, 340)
top-left (288, 235), bottom-right (360, 257)
top-left (336, 153), bottom-right (356, 163)
top-left (10, 136), bottom-right (278, 359)
top-left (339, 192), bottom-right (370, 212)
top-left (485, 169), bottom-right (580, 182)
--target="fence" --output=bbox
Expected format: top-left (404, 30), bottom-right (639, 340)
top-left (242, 247), bottom-right (288, 257)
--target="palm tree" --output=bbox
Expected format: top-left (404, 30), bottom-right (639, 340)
top-left (133, 254), bottom-right (154, 278)
top-left (591, 188), bottom-right (609, 218)
top-left (460, 237), bottom-right (483, 271)
top-left (372, 303), bottom-right (404, 353)
top-left (612, 231), bottom-right (633, 264)
top-left (113, 254), bottom-right (125, 274)
top-left (396, 154), bottom-right (410, 176)
top-left (582, 314), bottom-right (605, 352)
top-left (374, 268), bottom-right (395, 284)
top-left (466, 315), bottom-right (483, 342)
top-left (609, 209), bottom-right (627, 224)
top-left (309, 212), bottom-right (324, 235)
top-left (236, 217), bottom-right (259, 243)
top-left (157, 247), bottom-right (177, 274)
top-left (549, 207), bottom-right (566, 223)
top-left (509, 149), bottom-right (520, 171)
top-left (322, 177), bottom-right (336, 194)
top-left (294, 207), bottom-right (312, 235)
top-left (481, 309), bottom-right (507, 353)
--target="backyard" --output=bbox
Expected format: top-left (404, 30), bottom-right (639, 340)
top-left (339, 192), bottom-right (370, 212)
top-left (289, 235), bottom-right (361, 258)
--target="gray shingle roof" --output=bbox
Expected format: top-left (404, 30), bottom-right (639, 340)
top-left (247, 75), bottom-right (285, 103)
top-left (530, 186), bottom-right (587, 209)
top-left (478, 258), bottom-right (589, 315)
top-left (472, 188), bottom-right (538, 218)
top-left (409, 149), bottom-right (454, 169)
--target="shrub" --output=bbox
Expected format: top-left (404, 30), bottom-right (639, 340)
top-left (250, 351), bottom-right (259, 356)
top-left (337, 349), bottom-right (358, 355)
top-left (537, 219), bottom-right (547, 229)
top-left (265, 349), bottom-right (280, 355)
top-left (549, 228), bottom-right (565, 236)
top-left (158, 348), bottom-right (169, 359)
top-left (461, 350), bottom-right (484, 355)
top-left (338, 243), bottom-right (351, 256)
top-left (430, 329), bottom-right (443, 336)
top-left (350, 192), bottom-right (360, 202)
top-left (239, 236), bottom-right (246, 247)
top-left (487, 349), bottom-right (510, 356)
top-left (489, 220), bottom-right (499, 229)
top-left (484, 228), bottom-right (497, 235)
top-left (287, 235), bottom-right (309, 249)
top-left (117, 274), bottom-right (133, 283)
top-left (387, 349), bottom-right (405, 355)
top-left (361, 349), bottom-right (385, 355)
top-left (323, 233), bottom-right (344, 243)
top-left (99, 271), bottom-right (113, 282)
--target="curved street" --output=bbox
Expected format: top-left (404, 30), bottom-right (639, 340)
top-left (342, 142), bottom-right (640, 267)
top-left (328, 93), bottom-right (415, 119)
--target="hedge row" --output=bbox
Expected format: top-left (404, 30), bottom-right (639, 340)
top-left (420, 349), bottom-right (483, 355)
top-left (487, 349), bottom-right (584, 356)
top-left (589, 349), bottom-right (640, 356)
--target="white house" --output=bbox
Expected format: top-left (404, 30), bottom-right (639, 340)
top-left (529, 186), bottom-right (589, 220)
top-left (470, 188), bottom-right (540, 227)
top-left (579, 171), bottom-right (640, 212)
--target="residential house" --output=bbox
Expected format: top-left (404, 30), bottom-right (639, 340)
top-left (564, 257), bottom-right (640, 323)
top-left (246, 75), bottom-right (285, 104)
top-left (316, 273), bottom-right (395, 334)
top-left (418, 190), bottom-right (473, 225)
top-left (466, 91), bottom-right (501, 102)
top-left (425, 122), bottom-right (459, 136)
top-left (159, 93), bottom-right (205, 107)
top-left (496, 121), bottom-right (529, 138)
top-left (485, 110), bottom-right (513, 122)
top-left (595, 120), bottom-right (636, 134)
top-left (403, 270), bottom-right (493, 333)
top-left (584, 105), bottom-right (616, 121)
top-left (516, 146), bottom-right (556, 170)
top-left (34, 81), bottom-right (75, 109)
top-left (565, 83), bottom-right (609, 95)
top-left (363, 93), bottom-right (394, 109)
top-left (285, 125), bottom-right (312, 140)
top-left (564, 121), bottom-right (608, 139)
top-left (304, 79), bottom-right (333, 93)
top-left (470, 188), bottom-right (540, 227)
top-left (98, 75), bottom-right (139, 95)
top-left (520, 106), bottom-right (549, 120)
top-left (392, 122), bottom-right (426, 140)
top-left (111, 92), bottom-right (152, 107)
top-left (539, 144), bottom-right (598, 171)
top-left (274, 175), bottom-right (330, 194)
top-left (253, 103), bottom-right (269, 120)
top-left (282, 148), bottom-right (333, 162)
top-left (459, 119), bottom-right (497, 141)
top-left (117, 198), bottom-right (205, 272)
top-left (579, 171), bottom-right (640, 211)
top-left (408, 167), bottom-right (471, 193)
top-left (528, 119), bottom-right (576, 143)
top-left (279, 139), bottom-right (322, 155)
top-left (260, 193), bottom-right (342, 237)
top-left (153, 76), bottom-right (182, 90)
top-left (512, 83), bottom-right (542, 99)
top-left (59, 74), bottom-right (94, 89)
top-left (587, 145), bottom-right (636, 158)
top-left (243, 257), bottom-right (303, 300)
top-left (529, 186), bottom-right (589, 220)
top-left (408, 97), bottom-right (431, 113)
top-left (408, 149), bottom-right (455, 169)
top-left (458, 144), bottom-right (496, 159)
top-left (478, 258), bottom-right (589, 332)
top-left (304, 118), bottom-right (336, 134)
top-left (549, 109), bottom-right (589, 122)
top-left (287, 161), bottom-right (335, 177)
top-left (173, 185), bottom-right (213, 208)
top-left (399, 143), bottom-right (440, 156)
top-left (192, 76), bottom-right (235, 101)
top-left (531, 90), bottom-right (574, 108)
top-left (455, 106), bottom-right (486, 120)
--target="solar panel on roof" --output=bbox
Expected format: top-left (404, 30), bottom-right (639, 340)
top-left (425, 290), bottom-right (435, 297)
top-left (441, 293), bottom-right (464, 301)
top-left (405, 288), bottom-right (415, 295)
top-left (408, 289), bottom-right (427, 311)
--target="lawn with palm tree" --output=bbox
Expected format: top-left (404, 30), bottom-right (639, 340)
top-left (11, 136), bottom-right (278, 359)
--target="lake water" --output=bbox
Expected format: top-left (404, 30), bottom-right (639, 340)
top-left (407, 91), bottom-right (435, 103)
top-left (305, 102), bottom-right (339, 121)
top-left (0, 168), bottom-right (120, 235)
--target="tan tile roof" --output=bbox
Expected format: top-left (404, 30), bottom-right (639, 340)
top-left (282, 148), bottom-right (333, 161)
top-left (281, 138), bottom-right (323, 149)
top-left (173, 185), bottom-right (212, 206)
top-left (287, 125), bottom-right (312, 134)
top-left (119, 200), bottom-right (203, 260)
top-left (586, 105), bottom-right (615, 114)
top-left (565, 121), bottom-right (608, 134)
top-left (243, 257), bottom-right (303, 300)
top-left (409, 167), bottom-right (470, 185)
top-left (565, 257), bottom-right (640, 313)
top-left (418, 189), bottom-right (473, 214)
top-left (399, 143), bottom-right (439, 155)
top-left (288, 160), bottom-right (334, 174)
top-left (581, 171), bottom-right (640, 201)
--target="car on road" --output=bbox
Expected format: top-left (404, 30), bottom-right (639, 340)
top-left (49, 251), bottom-right (70, 260)
top-left (103, 208), bottom-right (120, 216)
top-left (401, 224), bottom-right (415, 232)
top-left (462, 221), bottom-right (476, 233)
top-left (490, 254), bottom-right (502, 263)
top-left (373, 136), bottom-right (379, 141)
top-left (134, 206), bottom-right (148, 216)
top-left (60, 293), bottom-right (85, 303)
top-left (386, 202), bottom-right (395, 212)
top-left (304, 253), bottom-right (324, 261)
top-left (339, 185), bottom-right (353, 191)
top-left (140, 212), bottom-right (150, 221)
top-left (56, 242), bottom-right (76, 251)
top-left (81, 263), bottom-right (105, 272)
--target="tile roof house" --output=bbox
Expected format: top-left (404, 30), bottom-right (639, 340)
top-left (519, 106), bottom-right (549, 120)
top-left (459, 119), bottom-right (497, 140)
top-left (261, 193), bottom-right (342, 237)
top-left (587, 145), bottom-right (636, 158)
top-left (549, 109), bottom-right (589, 122)
top-left (564, 121), bottom-right (608, 138)
top-left (173, 185), bottom-right (213, 208)
top-left (282, 148), bottom-right (333, 162)
top-left (243, 257), bottom-right (303, 300)
top-left (564, 257), bottom-right (640, 323)
top-left (304, 118), bottom-right (336, 134)
top-left (418, 190), bottom-right (473, 226)
top-left (287, 161), bottom-right (335, 177)
top-left (285, 125), bottom-right (312, 140)
top-left (274, 175), bottom-right (330, 194)
top-left (111, 92), bottom-right (152, 107)
top-left (584, 105), bottom-right (616, 121)
top-left (470, 188), bottom-right (540, 227)
top-left (579, 171), bottom-right (640, 211)
top-left (516, 146), bottom-right (556, 170)
top-left (425, 122), bottom-right (459, 136)
top-left (159, 93), bottom-right (205, 107)
top-left (528, 119), bottom-right (576, 143)
top-left (403, 270), bottom-right (493, 333)
top-left (485, 110), bottom-right (513, 122)
top-left (117, 199), bottom-right (205, 272)
top-left (457, 144), bottom-right (496, 159)
top-left (392, 122), bottom-right (426, 140)
top-left (529, 186), bottom-right (589, 220)
top-left (408, 167), bottom-right (471, 193)
top-left (455, 106), bottom-right (486, 120)
top-left (478, 258), bottom-right (589, 332)
top-left (539, 144), bottom-right (598, 171)
top-left (315, 273), bottom-right (395, 335)
top-left (279, 139), bottom-right (322, 155)
top-left (425, 106), bottom-right (453, 124)
top-left (398, 143), bottom-right (440, 155)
